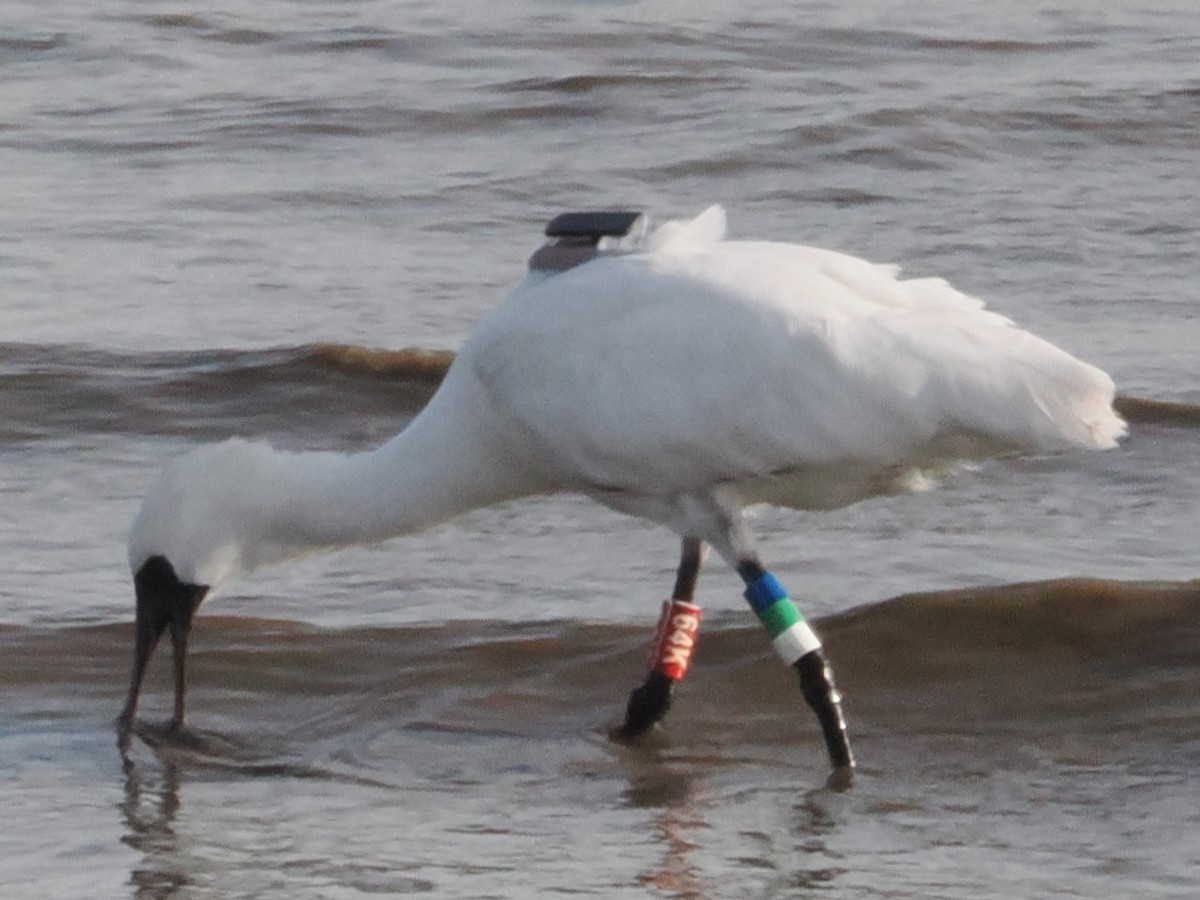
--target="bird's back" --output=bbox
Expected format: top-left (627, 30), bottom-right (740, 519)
top-left (465, 208), bottom-right (1124, 509)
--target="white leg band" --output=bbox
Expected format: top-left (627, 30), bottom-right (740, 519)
top-left (771, 621), bottom-right (823, 664)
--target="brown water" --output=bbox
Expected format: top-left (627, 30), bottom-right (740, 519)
top-left (3, 0), bottom-right (1199, 896)
top-left (3, 578), bottom-right (1198, 897)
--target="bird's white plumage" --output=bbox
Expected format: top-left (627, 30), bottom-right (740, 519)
top-left (129, 206), bottom-right (1124, 588)
top-left (470, 206), bottom-right (1122, 511)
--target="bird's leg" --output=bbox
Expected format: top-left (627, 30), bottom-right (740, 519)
top-left (617, 538), bottom-right (706, 739)
top-left (737, 558), bottom-right (855, 781)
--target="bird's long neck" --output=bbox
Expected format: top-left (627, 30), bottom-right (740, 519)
top-left (200, 372), bottom-right (539, 585)
top-left (288, 418), bottom-right (498, 547)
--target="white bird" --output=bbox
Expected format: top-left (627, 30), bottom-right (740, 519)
top-left (119, 206), bottom-right (1125, 783)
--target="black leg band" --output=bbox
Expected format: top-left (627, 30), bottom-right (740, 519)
top-left (795, 649), bottom-right (855, 771)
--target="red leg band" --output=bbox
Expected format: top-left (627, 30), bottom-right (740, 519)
top-left (648, 599), bottom-right (702, 680)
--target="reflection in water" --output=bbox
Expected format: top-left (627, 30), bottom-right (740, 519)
top-left (115, 720), bottom-right (269, 899)
top-left (119, 740), bottom-right (189, 899)
top-left (787, 787), bottom-right (849, 889)
top-left (618, 746), bottom-right (855, 898)
top-left (624, 767), bottom-right (707, 900)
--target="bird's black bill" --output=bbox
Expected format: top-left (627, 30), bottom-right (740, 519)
top-left (118, 555), bottom-right (208, 734)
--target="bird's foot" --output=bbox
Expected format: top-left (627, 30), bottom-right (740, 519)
top-left (613, 670), bottom-right (674, 741)
top-left (824, 763), bottom-right (855, 793)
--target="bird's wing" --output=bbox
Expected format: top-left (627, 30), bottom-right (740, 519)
top-left (467, 226), bottom-right (1121, 501)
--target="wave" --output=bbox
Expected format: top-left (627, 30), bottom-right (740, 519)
top-left (302, 342), bottom-right (454, 380)
top-left (2, 341), bottom-right (1197, 450)
top-left (8, 578), bottom-right (1197, 756)
top-left (0, 342), bottom-right (446, 447)
top-left (1113, 395), bottom-right (1200, 428)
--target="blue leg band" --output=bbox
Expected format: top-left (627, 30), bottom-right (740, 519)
top-left (744, 572), bottom-right (789, 613)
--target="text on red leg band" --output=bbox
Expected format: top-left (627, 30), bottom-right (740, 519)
top-left (649, 599), bottom-right (702, 680)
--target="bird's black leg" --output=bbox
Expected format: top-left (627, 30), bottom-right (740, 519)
top-left (617, 538), bottom-right (705, 739)
top-left (737, 558), bottom-right (855, 782)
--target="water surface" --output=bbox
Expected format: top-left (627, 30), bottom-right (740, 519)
top-left (2, 1), bottom-right (1198, 897)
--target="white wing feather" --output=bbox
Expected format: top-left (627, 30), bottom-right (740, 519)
top-left (468, 208), bottom-right (1123, 508)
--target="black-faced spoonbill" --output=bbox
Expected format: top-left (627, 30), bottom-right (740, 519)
top-left (119, 206), bottom-right (1125, 785)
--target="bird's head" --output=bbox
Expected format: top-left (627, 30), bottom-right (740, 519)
top-left (120, 550), bottom-right (210, 733)
top-left (127, 439), bottom-right (279, 591)
top-left (120, 440), bottom-right (275, 732)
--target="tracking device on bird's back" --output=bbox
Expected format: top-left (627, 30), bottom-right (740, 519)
top-left (528, 210), bottom-right (645, 273)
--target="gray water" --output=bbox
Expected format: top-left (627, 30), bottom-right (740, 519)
top-left (2, 1), bottom-right (1198, 897)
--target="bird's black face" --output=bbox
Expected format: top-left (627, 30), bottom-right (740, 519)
top-left (119, 555), bottom-right (209, 732)
top-left (132, 555), bottom-right (207, 642)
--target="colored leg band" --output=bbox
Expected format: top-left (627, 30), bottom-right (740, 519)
top-left (648, 599), bottom-right (702, 680)
top-left (744, 573), bottom-right (823, 665)
top-left (771, 622), bottom-right (823, 664)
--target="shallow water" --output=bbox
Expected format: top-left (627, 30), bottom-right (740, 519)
top-left (4, 580), bottom-right (1199, 897)
top-left (2, 1), bottom-right (1198, 897)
